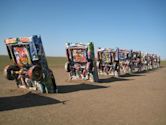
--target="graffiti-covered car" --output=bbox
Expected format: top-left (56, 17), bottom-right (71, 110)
top-left (4, 35), bottom-right (57, 93)
top-left (130, 50), bottom-right (142, 72)
top-left (118, 49), bottom-right (133, 74)
top-left (65, 42), bottom-right (98, 82)
top-left (96, 48), bottom-right (120, 77)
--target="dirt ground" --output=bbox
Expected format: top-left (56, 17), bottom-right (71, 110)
top-left (0, 66), bottom-right (166, 125)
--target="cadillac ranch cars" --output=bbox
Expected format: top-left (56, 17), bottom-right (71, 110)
top-left (96, 48), bottom-right (120, 77)
top-left (4, 35), bottom-right (57, 93)
top-left (64, 42), bottom-right (99, 82)
top-left (3, 35), bottom-right (160, 93)
top-left (96, 48), bottom-right (160, 77)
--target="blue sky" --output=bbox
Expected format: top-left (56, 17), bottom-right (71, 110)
top-left (0, 0), bottom-right (166, 59)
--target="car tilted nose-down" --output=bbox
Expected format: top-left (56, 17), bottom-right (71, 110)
top-left (65, 42), bottom-right (99, 82)
top-left (96, 48), bottom-right (120, 77)
top-left (4, 35), bottom-right (57, 93)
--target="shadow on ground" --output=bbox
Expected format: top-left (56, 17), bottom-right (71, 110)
top-left (0, 92), bottom-right (62, 112)
top-left (98, 77), bottom-right (132, 83)
top-left (160, 66), bottom-right (165, 68)
top-left (58, 83), bottom-right (108, 93)
top-left (133, 68), bottom-right (160, 74)
top-left (120, 73), bottom-right (145, 77)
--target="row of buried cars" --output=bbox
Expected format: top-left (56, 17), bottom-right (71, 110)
top-left (3, 35), bottom-right (160, 93)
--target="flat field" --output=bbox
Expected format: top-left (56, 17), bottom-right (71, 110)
top-left (0, 55), bottom-right (166, 125)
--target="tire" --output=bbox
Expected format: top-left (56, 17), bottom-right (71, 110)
top-left (65, 62), bottom-right (70, 72)
top-left (51, 75), bottom-right (58, 93)
top-left (4, 65), bottom-right (20, 80)
top-left (96, 61), bottom-right (100, 69)
top-left (36, 82), bottom-right (46, 93)
top-left (114, 71), bottom-right (119, 78)
top-left (28, 65), bottom-right (43, 81)
top-left (89, 73), bottom-right (95, 82)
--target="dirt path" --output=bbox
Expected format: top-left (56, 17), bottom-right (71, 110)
top-left (0, 67), bottom-right (166, 125)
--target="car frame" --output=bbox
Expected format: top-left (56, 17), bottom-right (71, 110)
top-left (4, 35), bottom-right (57, 93)
top-left (65, 42), bottom-right (99, 82)
top-left (96, 48), bottom-right (120, 77)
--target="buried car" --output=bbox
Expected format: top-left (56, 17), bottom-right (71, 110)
top-left (4, 35), bottom-right (57, 93)
top-left (96, 48), bottom-right (120, 77)
top-left (118, 49), bottom-right (133, 74)
top-left (129, 50), bottom-right (142, 72)
top-left (65, 42), bottom-right (99, 82)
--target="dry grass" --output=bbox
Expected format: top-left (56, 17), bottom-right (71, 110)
top-left (0, 55), bottom-right (66, 74)
top-left (0, 55), bottom-right (165, 73)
